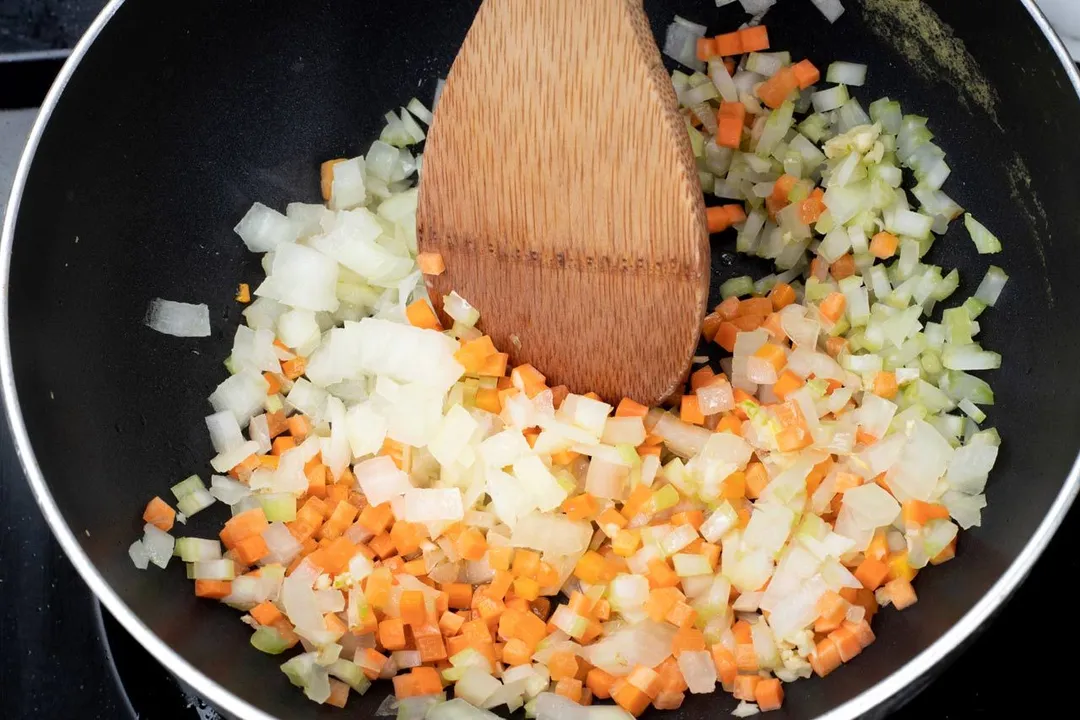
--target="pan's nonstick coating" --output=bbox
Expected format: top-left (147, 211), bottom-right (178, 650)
top-left (6, 1), bottom-right (1080, 718)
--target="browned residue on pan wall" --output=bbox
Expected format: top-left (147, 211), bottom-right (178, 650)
top-left (862, 0), bottom-right (1053, 306)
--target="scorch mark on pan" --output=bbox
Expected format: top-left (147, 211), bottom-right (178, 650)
top-left (863, 0), bottom-right (1054, 307)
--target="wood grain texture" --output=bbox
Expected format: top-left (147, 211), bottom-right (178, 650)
top-left (418, 0), bottom-right (708, 404)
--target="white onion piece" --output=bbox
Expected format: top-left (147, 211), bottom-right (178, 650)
top-left (145, 299), bottom-right (210, 338)
top-left (354, 456), bottom-right (413, 506)
top-left (234, 202), bottom-right (299, 252)
top-left (128, 539), bottom-right (150, 570)
top-left (810, 0), bottom-right (846, 23)
top-left (205, 410), bottom-right (245, 454)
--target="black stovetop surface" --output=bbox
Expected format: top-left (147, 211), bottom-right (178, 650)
top-left (2, 2), bottom-right (1080, 718)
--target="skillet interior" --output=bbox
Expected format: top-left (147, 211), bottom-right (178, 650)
top-left (6, 0), bottom-right (1080, 717)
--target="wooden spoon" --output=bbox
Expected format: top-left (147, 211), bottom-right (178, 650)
top-left (417, 0), bottom-right (709, 405)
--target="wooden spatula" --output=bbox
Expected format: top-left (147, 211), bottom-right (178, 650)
top-left (418, 0), bottom-right (709, 405)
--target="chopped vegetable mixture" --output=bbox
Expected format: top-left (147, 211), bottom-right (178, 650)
top-left (131, 6), bottom-right (1007, 719)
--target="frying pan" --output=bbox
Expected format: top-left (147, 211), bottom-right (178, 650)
top-left (3, 0), bottom-right (1079, 718)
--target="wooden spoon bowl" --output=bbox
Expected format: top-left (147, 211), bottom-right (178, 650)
top-left (418, 0), bottom-right (709, 405)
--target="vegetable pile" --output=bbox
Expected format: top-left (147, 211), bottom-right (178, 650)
top-left (131, 8), bottom-right (1008, 720)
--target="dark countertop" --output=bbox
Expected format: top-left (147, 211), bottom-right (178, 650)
top-left (0, 0), bottom-right (101, 52)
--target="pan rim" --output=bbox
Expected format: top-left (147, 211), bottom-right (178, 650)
top-left (1, 2), bottom-right (1079, 719)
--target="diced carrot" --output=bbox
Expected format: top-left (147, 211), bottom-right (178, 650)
top-left (738, 25), bottom-right (770, 52)
top-left (830, 625), bottom-right (863, 663)
top-left (326, 679), bottom-right (350, 708)
top-left (549, 651), bottom-right (580, 681)
top-left (931, 537), bottom-right (957, 565)
top-left (486, 569), bottom-right (514, 601)
top-left (825, 335), bottom-right (847, 358)
top-left (378, 617), bottom-right (407, 650)
top-left (744, 461), bottom-right (769, 499)
top-left (271, 435), bottom-right (296, 456)
top-left (284, 414), bottom-right (308, 439)
top-left (562, 493), bottom-right (599, 522)
top-left (555, 677), bottom-right (584, 703)
top-left (456, 527), bottom-right (487, 561)
top-left (812, 590), bottom-right (847, 634)
top-left (601, 503), bottom-right (632, 530)
top-left (771, 370), bottom-right (805, 399)
top-left (587, 668), bottom-right (616, 700)
top-left (705, 646), bottom-right (734, 688)
top-left (474, 387), bottom-right (502, 413)
top-left (768, 282), bottom-right (796, 311)
top-left (358, 502), bottom-right (393, 534)
top-left (680, 394), bottom-right (706, 426)
top-left (868, 371), bottom-right (898, 400)
top-left (416, 632), bottom-right (448, 663)
top-left (439, 609), bottom-right (465, 637)
top-left (809, 637), bottom-right (843, 677)
top-left (220, 508), bottom-right (269, 549)
top-left (758, 67), bottom-right (799, 109)
top-left (830, 253), bottom-right (856, 281)
top-left (400, 590), bottom-right (426, 627)
top-left (412, 666), bottom-right (443, 695)
top-left (901, 500), bottom-right (951, 527)
top-left (250, 601), bottom-right (282, 628)
top-left (733, 674), bottom-right (761, 702)
top-left (510, 363), bottom-right (547, 397)
top-left (777, 425), bottom-right (812, 452)
top-left (645, 587), bottom-right (685, 623)
top-left (713, 297), bottom-right (740, 322)
top-left (665, 601), bottom-right (697, 629)
top-left (735, 643), bottom-right (758, 672)
top-left (613, 680), bottom-right (650, 717)
top-left (854, 557), bottom-right (890, 591)
top-left (417, 251), bottom-right (445, 276)
top-left (755, 677), bottom-right (784, 711)
top-left (281, 357), bottom-right (306, 381)
top-left (713, 321), bottom-right (740, 352)
top-left (535, 561), bottom-right (560, 588)
top-left (800, 187), bottom-right (827, 224)
top-left (194, 579), bottom-right (232, 599)
top-left (574, 551), bottom-right (616, 584)
top-left (645, 558), bottom-right (680, 590)
top-left (235, 283), bottom-right (251, 304)
top-left (792, 58), bottom-right (820, 89)
top-left (752, 342), bottom-right (787, 373)
top-left (696, 37), bottom-right (717, 61)
top-left (714, 31), bottom-right (743, 56)
top-left (405, 299), bottom-right (442, 331)
top-left (870, 231), bottom-right (899, 259)
top-left (479, 546), bottom-right (511, 574)
top-left (627, 665), bottom-right (662, 699)
top-left (392, 673), bottom-right (418, 699)
top-left (715, 413), bottom-right (743, 436)
top-left (142, 496), bottom-right (176, 532)
top-left (263, 372), bottom-right (282, 396)
top-left (686, 367), bottom-right (715, 393)
top-left (883, 577), bottom-right (919, 610)
top-left (655, 656), bottom-right (688, 694)
top-left (843, 619), bottom-right (877, 649)
top-left (477, 352), bottom-right (509, 377)
top-left (233, 533), bottom-right (270, 566)
top-left (455, 335), bottom-right (498, 373)
top-left (671, 627), bottom-right (706, 656)
top-left (510, 549), bottom-right (540, 578)
top-left (498, 637), bottom-right (529, 667)
top-left (819, 291), bottom-right (847, 323)
top-left (737, 297), bottom-right (772, 318)
top-left (716, 113), bottom-right (744, 150)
